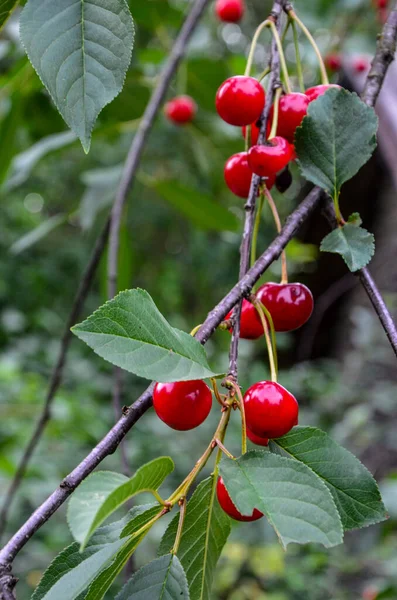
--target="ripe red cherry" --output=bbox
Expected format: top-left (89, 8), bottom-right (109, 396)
top-left (305, 84), bottom-right (341, 102)
top-left (216, 76), bottom-right (265, 126)
top-left (215, 0), bottom-right (244, 22)
top-left (225, 299), bottom-right (264, 339)
top-left (269, 93), bottom-right (309, 143)
top-left (153, 380), bottom-right (212, 430)
top-left (247, 428), bottom-right (269, 446)
top-left (256, 282), bottom-right (314, 332)
top-left (244, 381), bottom-right (298, 439)
top-left (248, 136), bottom-right (292, 176)
top-left (375, 0), bottom-right (387, 7)
top-left (164, 95), bottom-right (197, 124)
top-left (224, 153), bottom-right (252, 198)
top-left (353, 57), bottom-right (370, 73)
top-left (325, 53), bottom-right (342, 72)
top-left (216, 477), bottom-right (263, 521)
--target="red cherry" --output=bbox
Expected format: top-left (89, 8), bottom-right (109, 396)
top-left (153, 380), bottom-right (212, 430)
top-left (215, 0), bottom-right (244, 22)
top-left (216, 76), bottom-right (265, 126)
top-left (248, 136), bottom-right (292, 177)
top-left (244, 381), bottom-right (298, 438)
top-left (224, 153), bottom-right (253, 198)
top-left (216, 477), bottom-right (263, 521)
top-left (375, 0), bottom-right (387, 7)
top-left (289, 143), bottom-right (297, 161)
top-left (353, 57), bottom-right (370, 73)
top-left (256, 282), bottom-right (314, 332)
top-left (164, 95), bottom-right (197, 124)
top-left (225, 299), bottom-right (264, 339)
top-left (305, 84), bottom-right (341, 102)
top-left (269, 93), bottom-right (309, 143)
top-left (247, 428), bottom-right (269, 446)
top-left (325, 53), bottom-right (342, 72)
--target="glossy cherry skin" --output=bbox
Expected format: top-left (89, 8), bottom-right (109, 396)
top-left (216, 76), bottom-right (265, 126)
top-left (256, 282), bottom-right (314, 332)
top-left (325, 53), bottom-right (342, 72)
top-left (244, 381), bottom-right (298, 439)
top-left (248, 136), bottom-right (292, 177)
top-left (224, 152), bottom-right (253, 198)
top-left (305, 84), bottom-right (341, 102)
top-left (269, 93), bottom-right (309, 143)
top-left (247, 428), bottom-right (269, 447)
top-left (153, 380), bottom-right (212, 430)
top-left (225, 299), bottom-right (264, 339)
top-left (215, 0), bottom-right (244, 22)
top-left (353, 57), bottom-right (370, 73)
top-left (216, 477), bottom-right (263, 521)
top-left (164, 96), bottom-right (197, 124)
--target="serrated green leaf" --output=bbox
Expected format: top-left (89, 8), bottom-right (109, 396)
top-left (115, 554), bottom-right (190, 600)
top-left (159, 477), bottom-right (231, 600)
top-left (121, 504), bottom-right (162, 538)
top-left (153, 180), bottom-right (240, 232)
top-left (72, 288), bottom-right (220, 382)
top-left (347, 212), bottom-right (362, 226)
top-left (67, 457), bottom-right (173, 549)
top-left (295, 88), bottom-right (378, 198)
top-left (31, 506), bottom-right (155, 600)
top-left (20, 0), bottom-right (134, 152)
top-left (219, 451), bottom-right (343, 549)
top-left (270, 427), bottom-right (387, 531)
top-left (320, 223), bottom-right (375, 271)
top-left (0, 0), bottom-right (18, 31)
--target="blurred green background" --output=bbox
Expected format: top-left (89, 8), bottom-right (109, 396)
top-left (1, 0), bottom-right (396, 598)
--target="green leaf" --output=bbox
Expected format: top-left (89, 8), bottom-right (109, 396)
top-left (153, 180), bottom-right (240, 232)
top-left (320, 223), bottom-right (375, 271)
top-left (120, 504), bottom-right (162, 538)
top-left (72, 288), bottom-right (220, 382)
top-left (10, 215), bottom-right (67, 255)
top-left (270, 427), bottom-right (387, 531)
top-left (20, 0), bottom-right (134, 152)
top-left (159, 477), bottom-right (231, 600)
top-left (295, 88), bottom-right (378, 198)
top-left (0, 0), bottom-right (18, 31)
top-left (115, 554), bottom-right (190, 600)
top-left (31, 506), bottom-right (155, 600)
top-left (67, 458), bottom-right (173, 549)
top-left (219, 451), bottom-right (343, 549)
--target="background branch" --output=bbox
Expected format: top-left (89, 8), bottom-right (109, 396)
top-left (0, 0), bottom-right (212, 548)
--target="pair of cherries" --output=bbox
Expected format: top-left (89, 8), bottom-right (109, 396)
top-left (218, 76), bottom-right (340, 198)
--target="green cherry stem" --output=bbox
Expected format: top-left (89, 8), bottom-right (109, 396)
top-left (269, 86), bottom-right (282, 140)
top-left (291, 18), bottom-right (305, 93)
top-left (252, 297), bottom-right (278, 382)
top-left (250, 191), bottom-right (265, 269)
top-left (225, 380), bottom-right (247, 454)
top-left (267, 19), bottom-right (292, 94)
top-left (258, 66), bottom-right (271, 82)
top-left (189, 323), bottom-right (202, 336)
top-left (264, 187), bottom-right (288, 284)
top-left (288, 10), bottom-right (329, 85)
top-left (244, 20), bottom-right (270, 77)
top-left (171, 497), bottom-right (186, 555)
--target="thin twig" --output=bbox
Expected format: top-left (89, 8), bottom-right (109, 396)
top-left (0, 0), bottom-right (212, 553)
top-left (0, 220), bottom-right (110, 541)
top-left (228, 0), bottom-right (285, 379)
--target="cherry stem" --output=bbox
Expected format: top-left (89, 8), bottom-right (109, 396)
top-left (250, 192), bottom-right (265, 269)
top-left (269, 86), bottom-right (282, 139)
top-left (258, 66), bottom-right (270, 82)
top-left (225, 380), bottom-right (247, 454)
top-left (264, 187), bottom-right (288, 284)
top-left (244, 124), bottom-right (252, 152)
top-left (189, 323), bottom-right (202, 336)
top-left (177, 60), bottom-right (188, 96)
top-left (211, 378), bottom-right (228, 408)
top-left (291, 18), bottom-right (305, 93)
top-left (244, 20), bottom-right (270, 77)
top-left (215, 438), bottom-right (235, 459)
top-left (171, 497), bottom-right (186, 555)
top-left (252, 298), bottom-right (278, 382)
top-left (288, 10), bottom-right (329, 85)
top-left (166, 403), bottom-right (232, 505)
top-left (258, 300), bottom-right (279, 376)
top-left (267, 20), bottom-right (292, 94)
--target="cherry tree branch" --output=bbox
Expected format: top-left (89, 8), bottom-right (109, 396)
top-left (0, 0), bottom-right (212, 549)
top-left (228, 0), bottom-right (285, 379)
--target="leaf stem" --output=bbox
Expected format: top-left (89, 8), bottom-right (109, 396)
top-left (171, 498), bottom-right (186, 555)
top-left (333, 192), bottom-right (345, 226)
top-left (288, 10), bottom-right (328, 85)
top-left (291, 18), bottom-right (305, 93)
top-left (252, 298), bottom-right (278, 382)
top-left (214, 439), bottom-right (235, 459)
top-left (264, 187), bottom-right (288, 284)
